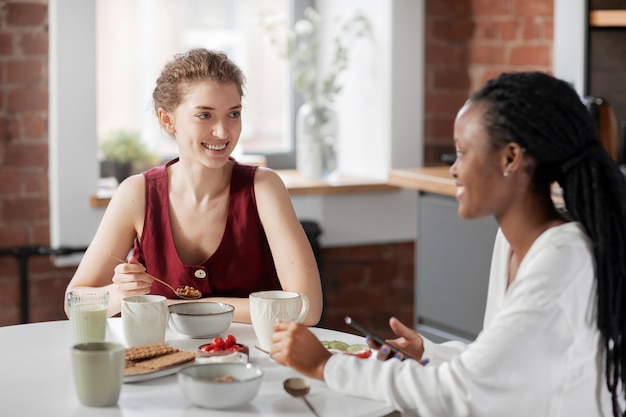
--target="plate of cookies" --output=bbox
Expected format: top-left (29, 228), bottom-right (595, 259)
top-left (124, 343), bottom-right (197, 383)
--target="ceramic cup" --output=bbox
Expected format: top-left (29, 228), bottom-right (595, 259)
top-left (67, 289), bottom-right (109, 344)
top-left (72, 342), bottom-right (125, 407)
top-left (121, 295), bottom-right (169, 347)
top-left (249, 290), bottom-right (310, 351)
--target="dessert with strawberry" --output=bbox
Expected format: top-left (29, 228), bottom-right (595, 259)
top-left (198, 334), bottom-right (249, 358)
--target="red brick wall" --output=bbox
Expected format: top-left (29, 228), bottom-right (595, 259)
top-left (424, 0), bottom-right (553, 165)
top-left (0, 0), bottom-right (554, 330)
top-left (319, 242), bottom-right (415, 338)
top-left (0, 0), bottom-right (77, 326)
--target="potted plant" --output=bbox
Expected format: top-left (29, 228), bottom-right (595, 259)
top-left (99, 130), bottom-right (158, 184)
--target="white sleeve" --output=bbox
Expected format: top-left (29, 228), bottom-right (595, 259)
top-left (421, 337), bottom-right (467, 365)
top-left (324, 353), bottom-right (476, 416)
top-left (324, 232), bottom-right (599, 417)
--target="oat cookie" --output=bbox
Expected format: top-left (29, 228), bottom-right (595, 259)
top-left (124, 343), bottom-right (196, 376)
top-left (125, 343), bottom-right (178, 361)
top-left (134, 351), bottom-right (197, 371)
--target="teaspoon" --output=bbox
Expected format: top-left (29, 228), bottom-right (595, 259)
top-left (283, 377), bottom-right (320, 417)
top-left (108, 253), bottom-right (201, 300)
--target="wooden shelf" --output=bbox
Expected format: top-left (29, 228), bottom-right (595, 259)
top-left (276, 170), bottom-right (399, 196)
top-left (90, 170), bottom-right (400, 209)
top-left (590, 10), bottom-right (626, 27)
top-left (388, 166), bottom-right (457, 197)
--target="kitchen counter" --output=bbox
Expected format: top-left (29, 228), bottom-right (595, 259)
top-left (388, 166), bottom-right (455, 196)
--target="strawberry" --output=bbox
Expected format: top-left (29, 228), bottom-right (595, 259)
top-left (224, 334), bottom-right (236, 348)
top-left (212, 336), bottom-right (225, 349)
top-left (200, 343), bottom-right (216, 352)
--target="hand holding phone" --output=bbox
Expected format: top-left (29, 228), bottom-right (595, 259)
top-left (344, 316), bottom-right (418, 361)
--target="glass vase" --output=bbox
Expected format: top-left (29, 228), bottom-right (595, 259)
top-left (295, 102), bottom-right (338, 179)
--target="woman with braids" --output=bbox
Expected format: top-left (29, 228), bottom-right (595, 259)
top-left (271, 72), bottom-right (624, 416)
top-left (65, 48), bottom-right (322, 324)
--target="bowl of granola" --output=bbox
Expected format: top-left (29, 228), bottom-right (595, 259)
top-left (178, 362), bottom-right (263, 409)
top-left (168, 302), bottom-right (234, 338)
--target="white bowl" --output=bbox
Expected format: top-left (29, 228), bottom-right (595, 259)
top-left (178, 363), bottom-right (263, 409)
top-left (168, 302), bottom-right (234, 338)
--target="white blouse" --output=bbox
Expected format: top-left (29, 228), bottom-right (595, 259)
top-left (324, 222), bottom-right (612, 416)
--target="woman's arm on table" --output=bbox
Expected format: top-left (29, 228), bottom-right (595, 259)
top-left (64, 175), bottom-right (152, 317)
top-left (254, 168), bottom-right (323, 325)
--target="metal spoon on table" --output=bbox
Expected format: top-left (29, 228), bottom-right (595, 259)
top-left (108, 253), bottom-right (201, 300)
top-left (284, 377), bottom-right (320, 417)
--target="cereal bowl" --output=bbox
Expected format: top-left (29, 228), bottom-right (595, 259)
top-left (168, 302), bottom-right (234, 338)
top-left (178, 363), bottom-right (263, 409)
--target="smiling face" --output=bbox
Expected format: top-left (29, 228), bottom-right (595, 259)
top-left (450, 101), bottom-right (510, 220)
top-left (160, 79), bottom-right (242, 168)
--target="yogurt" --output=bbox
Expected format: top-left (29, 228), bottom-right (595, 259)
top-left (70, 304), bottom-right (108, 344)
top-left (67, 289), bottom-right (109, 344)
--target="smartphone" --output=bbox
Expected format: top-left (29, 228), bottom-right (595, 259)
top-left (344, 316), bottom-right (416, 360)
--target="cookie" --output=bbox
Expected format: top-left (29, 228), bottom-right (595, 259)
top-left (133, 350), bottom-right (197, 371)
top-left (124, 343), bottom-right (196, 376)
top-left (125, 343), bottom-right (178, 361)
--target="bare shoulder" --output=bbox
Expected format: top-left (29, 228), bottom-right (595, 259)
top-left (253, 166), bottom-right (287, 193)
top-left (252, 167), bottom-right (296, 219)
top-left (108, 173), bottom-right (146, 212)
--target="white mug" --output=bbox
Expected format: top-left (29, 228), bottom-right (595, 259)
top-left (122, 295), bottom-right (168, 347)
top-left (72, 342), bottom-right (125, 407)
top-left (249, 290), bottom-right (310, 351)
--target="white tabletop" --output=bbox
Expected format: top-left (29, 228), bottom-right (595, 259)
top-left (0, 318), bottom-right (395, 417)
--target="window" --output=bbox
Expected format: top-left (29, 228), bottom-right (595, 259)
top-left (96, 0), bottom-right (308, 169)
top-left (49, 0), bottom-right (424, 255)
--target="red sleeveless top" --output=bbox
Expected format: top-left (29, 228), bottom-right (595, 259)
top-left (132, 158), bottom-right (281, 299)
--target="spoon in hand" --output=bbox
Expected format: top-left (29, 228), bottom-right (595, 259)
top-left (108, 253), bottom-right (201, 300)
top-left (284, 378), bottom-right (320, 417)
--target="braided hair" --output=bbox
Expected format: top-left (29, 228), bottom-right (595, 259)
top-left (470, 71), bottom-right (626, 416)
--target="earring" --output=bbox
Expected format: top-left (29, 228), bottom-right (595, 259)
top-left (503, 168), bottom-right (510, 177)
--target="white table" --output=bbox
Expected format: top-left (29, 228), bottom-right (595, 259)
top-left (0, 318), bottom-right (396, 417)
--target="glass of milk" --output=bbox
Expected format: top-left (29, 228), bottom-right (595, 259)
top-left (67, 289), bottom-right (109, 344)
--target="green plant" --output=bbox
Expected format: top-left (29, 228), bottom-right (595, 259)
top-left (99, 131), bottom-right (157, 165)
top-left (259, 7), bottom-right (371, 105)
